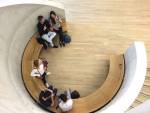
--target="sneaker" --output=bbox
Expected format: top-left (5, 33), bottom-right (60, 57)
top-left (47, 72), bottom-right (51, 75)
top-left (56, 105), bottom-right (59, 109)
top-left (53, 45), bottom-right (58, 48)
top-left (45, 83), bottom-right (49, 87)
top-left (63, 43), bottom-right (65, 47)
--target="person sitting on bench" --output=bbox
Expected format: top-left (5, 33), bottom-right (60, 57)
top-left (31, 59), bottom-right (50, 87)
top-left (58, 89), bottom-right (73, 112)
top-left (39, 88), bottom-right (55, 108)
top-left (49, 11), bottom-right (65, 47)
top-left (37, 15), bottom-right (58, 48)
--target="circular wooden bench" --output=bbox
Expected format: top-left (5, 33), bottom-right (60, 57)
top-left (21, 22), bottom-right (125, 113)
top-left (69, 55), bottom-right (124, 113)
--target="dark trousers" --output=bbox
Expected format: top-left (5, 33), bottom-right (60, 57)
top-left (41, 72), bottom-right (47, 85)
top-left (37, 37), bottom-right (48, 49)
top-left (54, 27), bottom-right (64, 44)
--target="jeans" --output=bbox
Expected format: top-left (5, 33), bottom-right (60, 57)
top-left (42, 31), bottom-right (56, 47)
top-left (54, 27), bottom-right (64, 44)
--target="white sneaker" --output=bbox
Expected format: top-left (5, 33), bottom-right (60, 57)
top-left (45, 83), bottom-right (49, 87)
top-left (47, 72), bottom-right (51, 75)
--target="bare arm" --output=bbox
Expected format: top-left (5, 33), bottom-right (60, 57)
top-left (51, 96), bottom-right (55, 107)
top-left (58, 16), bottom-right (62, 23)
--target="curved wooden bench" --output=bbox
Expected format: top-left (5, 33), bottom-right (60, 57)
top-left (21, 21), bottom-right (124, 113)
top-left (22, 33), bottom-right (44, 101)
top-left (68, 55), bottom-right (124, 113)
top-left (22, 33), bottom-right (59, 112)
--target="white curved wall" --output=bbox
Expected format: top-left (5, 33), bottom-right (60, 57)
top-left (0, 1), bottom-right (148, 113)
top-left (126, 99), bottom-right (150, 113)
top-left (0, 0), bottom-right (64, 9)
top-left (0, 1), bottom-right (65, 113)
top-left (98, 42), bottom-right (147, 113)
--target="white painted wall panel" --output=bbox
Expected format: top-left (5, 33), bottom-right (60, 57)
top-left (98, 42), bottom-right (147, 113)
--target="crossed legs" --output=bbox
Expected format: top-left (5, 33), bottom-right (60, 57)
top-left (42, 31), bottom-right (56, 47)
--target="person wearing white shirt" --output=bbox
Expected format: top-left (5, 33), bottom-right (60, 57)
top-left (31, 59), bottom-right (50, 87)
top-left (58, 90), bottom-right (73, 112)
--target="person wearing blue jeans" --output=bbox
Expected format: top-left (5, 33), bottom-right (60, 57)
top-left (37, 15), bottom-right (58, 48)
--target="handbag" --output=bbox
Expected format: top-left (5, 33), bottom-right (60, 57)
top-left (63, 33), bottom-right (71, 44)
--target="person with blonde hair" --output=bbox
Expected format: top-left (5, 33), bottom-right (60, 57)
top-left (58, 89), bottom-right (73, 112)
top-left (49, 11), bottom-right (65, 47)
top-left (30, 59), bottom-right (50, 87)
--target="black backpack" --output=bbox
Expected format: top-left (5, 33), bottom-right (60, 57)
top-left (71, 90), bottom-right (80, 99)
top-left (63, 33), bottom-right (71, 44)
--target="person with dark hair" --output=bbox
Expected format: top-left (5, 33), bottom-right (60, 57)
top-left (49, 11), bottom-right (65, 47)
top-left (37, 15), bottom-right (58, 48)
top-left (39, 89), bottom-right (55, 108)
top-left (58, 90), bottom-right (73, 112)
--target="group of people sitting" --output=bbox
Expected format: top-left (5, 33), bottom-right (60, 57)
top-left (37, 11), bottom-right (69, 49)
top-left (31, 58), bottom-right (80, 113)
top-left (30, 10), bottom-right (75, 113)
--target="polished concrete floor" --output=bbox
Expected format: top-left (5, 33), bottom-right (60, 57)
top-left (40, 0), bottom-right (150, 98)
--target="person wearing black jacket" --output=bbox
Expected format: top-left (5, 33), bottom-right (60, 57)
top-left (39, 89), bottom-right (54, 108)
top-left (39, 86), bottom-right (57, 108)
top-left (37, 15), bottom-right (57, 48)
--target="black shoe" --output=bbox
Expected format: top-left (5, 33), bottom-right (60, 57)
top-left (59, 43), bottom-right (62, 47)
top-left (48, 43), bottom-right (51, 47)
top-left (43, 44), bottom-right (48, 49)
top-left (63, 43), bottom-right (65, 47)
top-left (53, 45), bottom-right (58, 48)
top-left (56, 105), bottom-right (59, 109)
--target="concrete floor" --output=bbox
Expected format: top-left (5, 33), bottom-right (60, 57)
top-left (0, 0), bottom-right (150, 113)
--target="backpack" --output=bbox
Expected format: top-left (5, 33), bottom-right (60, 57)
top-left (71, 90), bottom-right (80, 99)
top-left (63, 33), bottom-right (71, 44)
